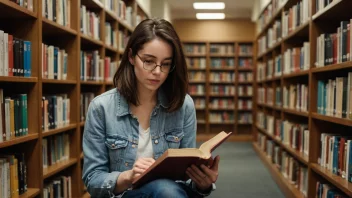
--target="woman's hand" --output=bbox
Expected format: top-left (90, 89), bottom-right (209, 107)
top-left (186, 155), bottom-right (220, 191)
top-left (128, 157), bottom-right (155, 181)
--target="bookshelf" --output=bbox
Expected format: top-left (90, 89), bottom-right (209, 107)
top-left (183, 41), bottom-right (254, 139)
top-left (254, 0), bottom-right (352, 197)
top-left (0, 0), bottom-right (149, 197)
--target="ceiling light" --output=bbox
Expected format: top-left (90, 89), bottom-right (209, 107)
top-left (193, 2), bottom-right (225, 10)
top-left (196, 13), bottom-right (225, 20)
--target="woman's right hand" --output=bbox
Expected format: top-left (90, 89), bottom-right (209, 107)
top-left (127, 157), bottom-right (155, 182)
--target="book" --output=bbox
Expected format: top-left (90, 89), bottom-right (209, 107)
top-left (132, 131), bottom-right (232, 188)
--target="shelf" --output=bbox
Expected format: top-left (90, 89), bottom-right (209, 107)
top-left (42, 18), bottom-right (77, 36)
top-left (209, 94), bottom-right (235, 97)
top-left (118, 49), bottom-right (124, 54)
top-left (80, 34), bottom-right (104, 47)
top-left (195, 108), bottom-right (206, 110)
top-left (252, 142), bottom-right (306, 198)
top-left (81, 0), bottom-right (104, 9)
top-left (80, 152), bottom-right (84, 160)
top-left (105, 9), bottom-right (118, 21)
top-left (43, 158), bottom-right (77, 179)
top-left (184, 54), bottom-right (207, 57)
top-left (189, 80), bottom-right (206, 84)
top-left (117, 18), bottom-right (134, 32)
top-left (80, 81), bottom-right (105, 85)
top-left (209, 81), bottom-right (234, 84)
top-left (238, 67), bottom-right (253, 71)
top-left (105, 81), bottom-right (114, 86)
top-left (311, 163), bottom-right (352, 197)
top-left (312, 61), bottom-right (352, 73)
top-left (197, 120), bottom-right (206, 124)
top-left (209, 108), bottom-right (235, 111)
top-left (187, 68), bottom-right (206, 71)
top-left (82, 192), bottom-right (91, 198)
top-left (209, 54), bottom-right (235, 57)
top-left (0, 133), bottom-right (38, 149)
top-left (238, 122), bottom-right (252, 125)
top-left (19, 188), bottom-right (40, 198)
top-left (42, 79), bottom-right (77, 84)
top-left (0, 76), bottom-right (37, 83)
top-left (257, 40), bottom-right (281, 60)
top-left (282, 108), bottom-right (309, 117)
top-left (238, 95), bottom-right (253, 98)
top-left (105, 44), bottom-right (118, 53)
top-left (238, 108), bottom-right (253, 111)
top-left (282, 70), bottom-right (309, 79)
top-left (0, 0), bottom-right (37, 19)
top-left (238, 81), bottom-right (253, 84)
top-left (238, 54), bottom-right (253, 58)
top-left (80, 121), bottom-right (85, 127)
top-left (312, 0), bottom-right (352, 21)
top-left (312, 113), bottom-right (352, 127)
top-left (189, 93), bottom-right (205, 97)
top-left (282, 21), bottom-right (310, 42)
top-left (210, 121), bottom-right (235, 124)
top-left (42, 124), bottom-right (77, 138)
top-left (210, 67), bottom-right (235, 71)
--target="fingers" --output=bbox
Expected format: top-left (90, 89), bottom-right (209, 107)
top-left (210, 155), bottom-right (220, 171)
top-left (186, 166), bottom-right (212, 191)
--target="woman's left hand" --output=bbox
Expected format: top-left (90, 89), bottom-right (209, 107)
top-left (186, 155), bottom-right (220, 191)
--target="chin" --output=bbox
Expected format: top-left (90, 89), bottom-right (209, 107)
top-left (144, 84), bottom-right (161, 92)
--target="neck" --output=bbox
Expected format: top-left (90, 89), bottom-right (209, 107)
top-left (138, 87), bottom-right (158, 106)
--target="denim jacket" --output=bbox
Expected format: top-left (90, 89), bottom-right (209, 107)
top-left (82, 88), bottom-right (214, 197)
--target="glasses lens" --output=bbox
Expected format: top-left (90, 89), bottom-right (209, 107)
top-left (143, 61), bottom-right (156, 70)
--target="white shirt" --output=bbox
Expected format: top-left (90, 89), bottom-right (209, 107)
top-left (136, 125), bottom-right (154, 159)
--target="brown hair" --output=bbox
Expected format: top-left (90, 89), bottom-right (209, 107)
top-left (113, 18), bottom-right (188, 112)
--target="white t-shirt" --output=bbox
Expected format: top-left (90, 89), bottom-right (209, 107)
top-left (136, 125), bottom-right (154, 159)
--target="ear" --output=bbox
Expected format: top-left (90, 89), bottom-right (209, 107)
top-left (128, 48), bottom-right (135, 66)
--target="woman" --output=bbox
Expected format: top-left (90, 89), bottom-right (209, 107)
top-left (82, 18), bottom-right (219, 198)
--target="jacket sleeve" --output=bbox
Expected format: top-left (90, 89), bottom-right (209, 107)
top-left (82, 100), bottom-right (121, 198)
top-left (180, 94), bottom-right (197, 149)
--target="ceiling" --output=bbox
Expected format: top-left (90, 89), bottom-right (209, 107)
top-left (166, 0), bottom-right (255, 20)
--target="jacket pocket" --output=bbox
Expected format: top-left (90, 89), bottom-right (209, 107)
top-left (164, 128), bottom-right (184, 148)
top-left (105, 136), bottom-right (128, 164)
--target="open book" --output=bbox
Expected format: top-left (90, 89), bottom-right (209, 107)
top-left (132, 131), bottom-right (232, 188)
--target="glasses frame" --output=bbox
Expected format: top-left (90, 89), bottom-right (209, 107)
top-left (135, 53), bottom-right (175, 73)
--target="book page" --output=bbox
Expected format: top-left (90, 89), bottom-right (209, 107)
top-left (199, 131), bottom-right (232, 157)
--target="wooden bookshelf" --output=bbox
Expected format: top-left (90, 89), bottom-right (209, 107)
top-left (184, 41), bottom-right (254, 135)
top-left (255, 0), bottom-right (352, 197)
top-left (0, 0), bottom-right (146, 197)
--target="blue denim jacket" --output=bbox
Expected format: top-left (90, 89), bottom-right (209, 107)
top-left (82, 88), bottom-right (213, 197)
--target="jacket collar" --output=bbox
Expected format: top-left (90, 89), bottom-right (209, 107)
top-left (116, 88), bottom-right (169, 117)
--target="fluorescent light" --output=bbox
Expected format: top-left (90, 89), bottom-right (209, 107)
top-left (196, 13), bottom-right (225, 20)
top-left (193, 2), bottom-right (225, 9)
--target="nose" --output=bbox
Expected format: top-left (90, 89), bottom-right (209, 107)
top-left (152, 65), bottom-right (162, 74)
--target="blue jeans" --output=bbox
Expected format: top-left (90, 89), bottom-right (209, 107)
top-left (122, 179), bottom-right (200, 198)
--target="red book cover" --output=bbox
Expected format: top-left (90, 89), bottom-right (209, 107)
top-left (333, 34), bottom-right (337, 64)
top-left (338, 138), bottom-right (345, 176)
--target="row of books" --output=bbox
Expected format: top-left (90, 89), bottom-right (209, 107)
top-left (257, 56), bottom-right (282, 81)
top-left (80, 50), bottom-right (104, 82)
top-left (183, 44), bottom-right (206, 55)
top-left (316, 182), bottom-right (349, 198)
top-left (104, 57), bottom-right (119, 82)
top-left (283, 84), bottom-right (309, 112)
top-left (281, 0), bottom-right (310, 38)
top-left (80, 5), bottom-right (100, 40)
top-left (238, 113), bottom-right (252, 124)
top-left (283, 43), bottom-right (310, 74)
top-left (188, 72), bottom-right (205, 81)
top-left (10, 0), bottom-right (33, 11)
top-left (210, 58), bottom-right (234, 67)
top-left (41, 44), bottom-right (68, 80)
top-left (42, 133), bottom-right (70, 168)
top-left (117, 1), bottom-right (133, 27)
top-left (238, 72), bottom-right (253, 82)
top-left (0, 153), bottom-right (27, 198)
top-left (186, 58), bottom-right (206, 69)
top-left (257, 87), bottom-right (273, 105)
top-left (80, 93), bottom-right (95, 122)
top-left (257, 112), bottom-right (309, 157)
top-left (210, 85), bottom-right (235, 95)
top-left (105, 22), bottom-right (117, 48)
top-left (257, 135), bottom-right (308, 197)
top-left (42, 0), bottom-right (71, 28)
top-left (315, 0), bottom-right (336, 13)
top-left (118, 30), bottom-right (130, 52)
top-left (238, 45), bottom-right (253, 56)
top-left (0, 91), bottom-right (28, 143)
top-left (238, 86), bottom-right (253, 96)
top-left (189, 85), bottom-right (205, 95)
top-left (41, 94), bottom-right (70, 131)
top-left (315, 19), bottom-right (352, 67)
top-left (256, 0), bottom-right (286, 34)
top-left (319, 133), bottom-right (352, 182)
top-left (194, 99), bottom-right (205, 109)
top-left (209, 112), bottom-right (234, 122)
top-left (267, 20), bottom-right (282, 47)
top-left (209, 72), bottom-right (235, 82)
top-left (44, 176), bottom-right (72, 198)
top-left (209, 99), bottom-right (234, 109)
top-left (317, 73), bottom-right (352, 119)
top-left (209, 44), bottom-right (234, 55)
top-left (238, 99), bottom-right (252, 110)
top-left (238, 58), bottom-right (253, 68)
top-left (0, 31), bottom-right (31, 77)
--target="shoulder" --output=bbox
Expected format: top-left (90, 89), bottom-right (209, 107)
top-left (91, 88), bottom-right (119, 106)
top-left (182, 94), bottom-right (195, 114)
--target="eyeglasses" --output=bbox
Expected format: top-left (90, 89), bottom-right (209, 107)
top-left (136, 53), bottom-right (175, 73)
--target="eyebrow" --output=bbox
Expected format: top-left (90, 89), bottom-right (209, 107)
top-left (142, 54), bottom-right (173, 60)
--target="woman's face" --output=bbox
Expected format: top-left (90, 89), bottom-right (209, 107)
top-left (130, 38), bottom-right (173, 93)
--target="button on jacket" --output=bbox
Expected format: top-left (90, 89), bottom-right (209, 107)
top-left (82, 88), bottom-right (213, 197)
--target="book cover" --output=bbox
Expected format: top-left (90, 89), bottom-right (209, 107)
top-left (132, 131), bottom-right (232, 188)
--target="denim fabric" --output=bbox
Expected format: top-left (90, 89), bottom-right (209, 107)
top-left (82, 88), bottom-right (205, 197)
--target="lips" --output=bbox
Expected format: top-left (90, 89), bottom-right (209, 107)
top-left (148, 79), bottom-right (160, 84)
